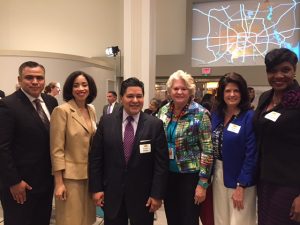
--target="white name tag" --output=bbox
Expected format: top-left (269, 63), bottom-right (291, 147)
top-left (139, 143), bottom-right (151, 154)
top-left (169, 148), bottom-right (174, 159)
top-left (264, 111), bottom-right (281, 122)
top-left (227, 123), bottom-right (241, 134)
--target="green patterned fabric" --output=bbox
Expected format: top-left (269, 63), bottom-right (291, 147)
top-left (157, 101), bottom-right (213, 179)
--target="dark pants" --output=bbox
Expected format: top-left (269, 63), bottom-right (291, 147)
top-left (257, 180), bottom-right (300, 225)
top-left (0, 189), bottom-right (53, 225)
top-left (164, 172), bottom-right (201, 225)
top-left (104, 197), bottom-right (154, 225)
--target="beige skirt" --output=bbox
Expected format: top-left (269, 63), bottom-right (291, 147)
top-left (55, 179), bottom-right (96, 225)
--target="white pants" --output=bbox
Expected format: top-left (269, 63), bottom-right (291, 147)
top-left (213, 160), bottom-right (257, 225)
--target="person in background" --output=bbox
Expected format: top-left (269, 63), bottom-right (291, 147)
top-left (160, 90), bottom-right (171, 108)
top-left (211, 72), bottom-right (257, 225)
top-left (89, 77), bottom-right (169, 225)
top-left (254, 48), bottom-right (300, 225)
top-left (198, 92), bottom-right (216, 225)
top-left (144, 98), bottom-right (161, 116)
top-left (0, 90), bottom-right (5, 99)
top-left (200, 93), bottom-right (215, 112)
top-left (157, 70), bottom-right (213, 225)
top-left (50, 71), bottom-right (97, 225)
top-left (44, 81), bottom-right (61, 97)
top-left (102, 91), bottom-right (122, 115)
top-left (248, 87), bottom-right (256, 109)
top-left (0, 61), bottom-right (58, 225)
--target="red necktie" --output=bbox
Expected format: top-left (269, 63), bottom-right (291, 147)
top-left (123, 116), bottom-right (134, 163)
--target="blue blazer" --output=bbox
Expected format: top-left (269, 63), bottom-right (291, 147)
top-left (212, 110), bottom-right (257, 188)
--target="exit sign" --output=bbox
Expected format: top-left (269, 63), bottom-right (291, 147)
top-left (202, 67), bottom-right (211, 75)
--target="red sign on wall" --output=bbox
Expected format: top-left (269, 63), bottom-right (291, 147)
top-left (202, 67), bottom-right (211, 75)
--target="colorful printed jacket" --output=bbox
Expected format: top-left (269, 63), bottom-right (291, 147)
top-left (157, 101), bottom-right (213, 179)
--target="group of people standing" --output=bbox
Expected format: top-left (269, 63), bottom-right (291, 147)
top-left (0, 47), bottom-right (299, 225)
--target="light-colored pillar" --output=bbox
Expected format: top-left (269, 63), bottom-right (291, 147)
top-left (123, 0), bottom-right (156, 108)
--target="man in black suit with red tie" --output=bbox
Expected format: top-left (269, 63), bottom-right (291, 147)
top-left (89, 77), bottom-right (169, 225)
top-left (0, 61), bottom-right (58, 225)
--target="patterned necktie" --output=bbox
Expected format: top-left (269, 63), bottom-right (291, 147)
top-left (33, 99), bottom-right (50, 130)
top-left (123, 116), bottom-right (134, 163)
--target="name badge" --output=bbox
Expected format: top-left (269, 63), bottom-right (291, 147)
top-left (139, 144), bottom-right (151, 154)
top-left (264, 111), bottom-right (281, 122)
top-left (227, 123), bottom-right (241, 134)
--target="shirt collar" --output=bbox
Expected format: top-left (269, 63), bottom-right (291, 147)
top-left (122, 110), bottom-right (140, 124)
top-left (21, 88), bottom-right (43, 103)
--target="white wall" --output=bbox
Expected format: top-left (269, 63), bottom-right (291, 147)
top-left (0, 52), bottom-right (115, 117)
top-left (0, 0), bottom-right (123, 58)
top-left (0, 0), bottom-right (186, 58)
top-left (156, 0), bottom-right (186, 55)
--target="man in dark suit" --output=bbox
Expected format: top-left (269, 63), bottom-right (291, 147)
top-left (0, 61), bottom-right (58, 225)
top-left (0, 90), bottom-right (5, 99)
top-left (102, 90), bottom-right (122, 115)
top-left (89, 77), bottom-right (169, 225)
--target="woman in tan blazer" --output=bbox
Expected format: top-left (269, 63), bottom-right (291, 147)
top-left (50, 71), bottom-right (97, 225)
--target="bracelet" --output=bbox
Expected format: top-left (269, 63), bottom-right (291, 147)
top-left (197, 179), bottom-right (209, 189)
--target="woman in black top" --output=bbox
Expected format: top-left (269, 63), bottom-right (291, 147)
top-left (254, 48), bottom-right (300, 225)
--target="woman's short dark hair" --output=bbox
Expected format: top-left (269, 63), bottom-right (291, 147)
top-left (63, 71), bottom-right (97, 104)
top-left (265, 48), bottom-right (298, 73)
top-left (120, 77), bottom-right (144, 97)
top-left (215, 72), bottom-right (250, 115)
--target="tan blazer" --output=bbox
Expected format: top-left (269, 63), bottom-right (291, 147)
top-left (50, 99), bottom-right (97, 179)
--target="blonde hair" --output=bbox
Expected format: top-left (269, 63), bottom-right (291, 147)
top-left (166, 70), bottom-right (196, 96)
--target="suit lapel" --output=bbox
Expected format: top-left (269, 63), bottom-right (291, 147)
top-left (104, 105), bottom-right (108, 115)
top-left (68, 99), bottom-right (90, 133)
top-left (16, 90), bottom-right (47, 131)
top-left (42, 94), bottom-right (55, 114)
top-left (114, 110), bottom-right (126, 164)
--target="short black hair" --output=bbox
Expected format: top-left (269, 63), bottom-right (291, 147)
top-left (265, 48), bottom-right (298, 73)
top-left (108, 91), bottom-right (117, 97)
top-left (215, 72), bottom-right (250, 115)
top-left (19, 61), bottom-right (45, 76)
top-left (120, 77), bottom-right (144, 97)
top-left (63, 71), bottom-right (97, 104)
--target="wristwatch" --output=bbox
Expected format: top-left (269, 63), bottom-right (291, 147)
top-left (237, 182), bottom-right (246, 188)
top-left (198, 180), bottom-right (209, 189)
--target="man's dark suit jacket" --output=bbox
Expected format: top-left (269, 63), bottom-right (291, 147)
top-left (0, 90), bottom-right (5, 98)
top-left (102, 102), bottom-right (122, 116)
top-left (0, 89), bottom-right (58, 193)
top-left (89, 107), bottom-right (169, 220)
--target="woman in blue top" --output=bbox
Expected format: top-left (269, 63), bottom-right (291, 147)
top-left (211, 72), bottom-right (257, 225)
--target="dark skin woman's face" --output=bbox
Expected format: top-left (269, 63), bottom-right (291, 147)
top-left (267, 61), bottom-right (295, 92)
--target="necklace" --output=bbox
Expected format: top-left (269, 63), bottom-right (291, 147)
top-left (170, 102), bottom-right (189, 120)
